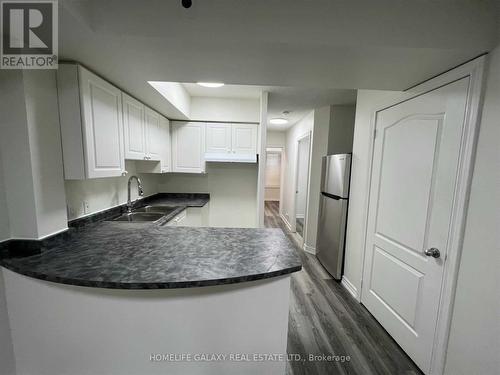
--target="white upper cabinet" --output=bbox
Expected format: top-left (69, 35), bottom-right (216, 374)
top-left (171, 122), bottom-right (206, 173)
top-left (205, 123), bottom-right (258, 157)
top-left (159, 116), bottom-right (171, 173)
top-left (144, 107), bottom-right (162, 161)
top-left (57, 64), bottom-right (125, 179)
top-left (231, 124), bottom-right (258, 155)
top-left (206, 123), bottom-right (232, 153)
top-left (122, 93), bottom-right (146, 160)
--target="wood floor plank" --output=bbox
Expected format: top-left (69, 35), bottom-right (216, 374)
top-left (264, 202), bottom-right (423, 375)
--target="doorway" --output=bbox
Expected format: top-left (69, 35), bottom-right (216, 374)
top-left (360, 72), bottom-right (482, 375)
top-left (294, 133), bottom-right (311, 240)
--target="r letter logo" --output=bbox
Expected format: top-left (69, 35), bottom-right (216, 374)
top-left (1, 0), bottom-right (58, 69)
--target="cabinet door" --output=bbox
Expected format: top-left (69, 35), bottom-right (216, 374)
top-left (160, 116), bottom-right (171, 173)
top-left (79, 67), bottom-right (125, 178)
top-left (231, 124), bottom-right (257, 155)
top-left (145, 107), bottom-right (162, 161)
top-left (122, 93), bottom-right (146, 160)
top-left (206, 123), bottom-right (231, 153)
top-left (171, 122), bottom-right (206, 173)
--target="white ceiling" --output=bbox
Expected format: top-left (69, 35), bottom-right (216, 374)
top-left (179, 82), bottom-right (356, 130)
top-left (182, 83), bottom-right (264, 99)
top-left (59, 0), bottom-right (499, 120)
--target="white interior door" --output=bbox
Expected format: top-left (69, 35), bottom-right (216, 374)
top-left (361, 78), bottom-right (469, 373)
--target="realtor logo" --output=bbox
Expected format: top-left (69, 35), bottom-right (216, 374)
top-left (1, 0), bottom-right (57, 69)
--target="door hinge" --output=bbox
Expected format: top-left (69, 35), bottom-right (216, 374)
top-left (373, 129), bottom-right (377, 139)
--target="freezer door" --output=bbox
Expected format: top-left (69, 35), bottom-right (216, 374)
top-left (316, 193), bottom-right (348, 280)
top-left (321, 154), bottom-right (351, 198)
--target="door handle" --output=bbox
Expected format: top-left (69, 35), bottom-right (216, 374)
top-left (424, 248), bottom-right (441, 258)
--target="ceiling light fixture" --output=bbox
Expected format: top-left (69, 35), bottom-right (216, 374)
top-left (197, 82), bottom-right (224, 88)
top-left (269, 118), bottom-right (288, 125)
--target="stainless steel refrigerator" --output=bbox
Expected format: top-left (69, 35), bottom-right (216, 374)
top-left (316, 154), bottom-right (351, 280)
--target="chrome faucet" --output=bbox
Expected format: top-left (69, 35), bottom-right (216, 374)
top-left (127, 175), bottom-right (144, 213)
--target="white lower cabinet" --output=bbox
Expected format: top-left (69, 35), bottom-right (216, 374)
top-left (165, 209), bottom-right (187, 226)
top-left (171, 122), bottom-right (206, 173)
top-left (57, 64), bottom-right (125, 179)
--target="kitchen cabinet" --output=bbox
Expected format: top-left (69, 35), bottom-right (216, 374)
top-left (206, 123), bottom-right (232, 153)
top-left (231, 124), bottom-right (258, 155)
top-left (135, 115), bottom-right (171, 174)
top-left (205, 123), bottom-right (258, 157)
top-left (171, 121), bottom-right (206, 173)
top-left (122, 93), bottom-right (146, 160)
top-left (144, 107), bottom-right (162, 161)
top-left (165, 209), bottom-right (187, 226)
top-left (57, 64), bottom-right (125, 179)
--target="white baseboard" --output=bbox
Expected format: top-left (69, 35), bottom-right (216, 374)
top-left (303, 243), bottom-right (316, 255)
top-left (279, 213), bottom-right (292, 232)
top-left (341, 276), bottom-right (360, 301)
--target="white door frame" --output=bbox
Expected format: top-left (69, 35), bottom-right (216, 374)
top-left (292, 131), bottom-right (312, 244)
top-left (265, 147), bottom-right (285, 208)
top-left (359, 55), bottom-right (487, 375)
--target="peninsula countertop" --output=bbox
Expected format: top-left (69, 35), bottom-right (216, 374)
top-left (0, 194), bottom-right (301, 289)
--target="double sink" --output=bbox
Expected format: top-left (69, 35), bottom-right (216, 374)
top-left (112, 205), bottom-right (182, 223)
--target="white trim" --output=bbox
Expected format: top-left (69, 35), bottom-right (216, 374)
top-left (295, 214), bottom-right (305, 219)
top-left (358, 55), bottom-right (487, 375)
top-left (303, 243), bottom-right (316, 255)
top-left (341, 276), bottom-right (359, 301)
top-left (279, 213), bottom-right (293, 232)
top-left (292, 131), bottom-right (312, 238)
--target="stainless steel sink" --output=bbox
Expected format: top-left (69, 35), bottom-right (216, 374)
top-left (133, 205), bottom-right (179, 215)
top-left (112, 212), bottom-right (165, 222)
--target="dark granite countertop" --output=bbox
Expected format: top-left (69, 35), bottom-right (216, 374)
top-left (0, 194), bottom-right (301, 289)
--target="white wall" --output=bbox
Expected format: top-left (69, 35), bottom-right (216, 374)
top-left (443, 46), bottom-right (500, 375)
top-left (190, 97), bottom-right (260, 123)
top-left (158, 163), bottom-right (258, 228)
top-left (281, 112), bottom-right (314, 227)
top-left (304, 106), bottom-right (331, 252)
top-left (147, 81), bottom-right (191, 118)
top-left (295, 137), bottom-right (310, 217)
top-left (0, 152), bottom-right (10, 242)
top-left (65, 161), bottom-right (159, 220)
top-left (328, 105), bottom-right (356, 155)
top-left (0, 70), bottom-right (68, 240)
top-left (23, 71), bottom-right (68, 237)
top-left (0, 273), bottom-right (15, 375)
top-left (266, 131), bottom-right (286, 148)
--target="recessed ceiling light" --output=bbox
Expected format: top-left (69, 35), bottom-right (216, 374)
top-left (197, 82), bottom-right (224, 88)
top-left (270, 118), bottom-right (288, 125)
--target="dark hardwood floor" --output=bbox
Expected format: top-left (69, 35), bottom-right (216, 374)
top-left (264, 201), bottom-right (423, 375)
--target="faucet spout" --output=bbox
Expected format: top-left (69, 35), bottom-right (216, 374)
top-left (127, 175), bottom-right (144, 213)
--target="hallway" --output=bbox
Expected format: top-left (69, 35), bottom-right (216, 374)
top-left (264, 201), bottom-right (423, 375)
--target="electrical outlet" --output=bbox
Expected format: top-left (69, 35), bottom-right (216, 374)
top-left (83, 201), bottom-right (90, 214)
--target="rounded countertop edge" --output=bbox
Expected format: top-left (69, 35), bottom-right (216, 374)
top-left (0, 262), bottom-right (302, 290)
